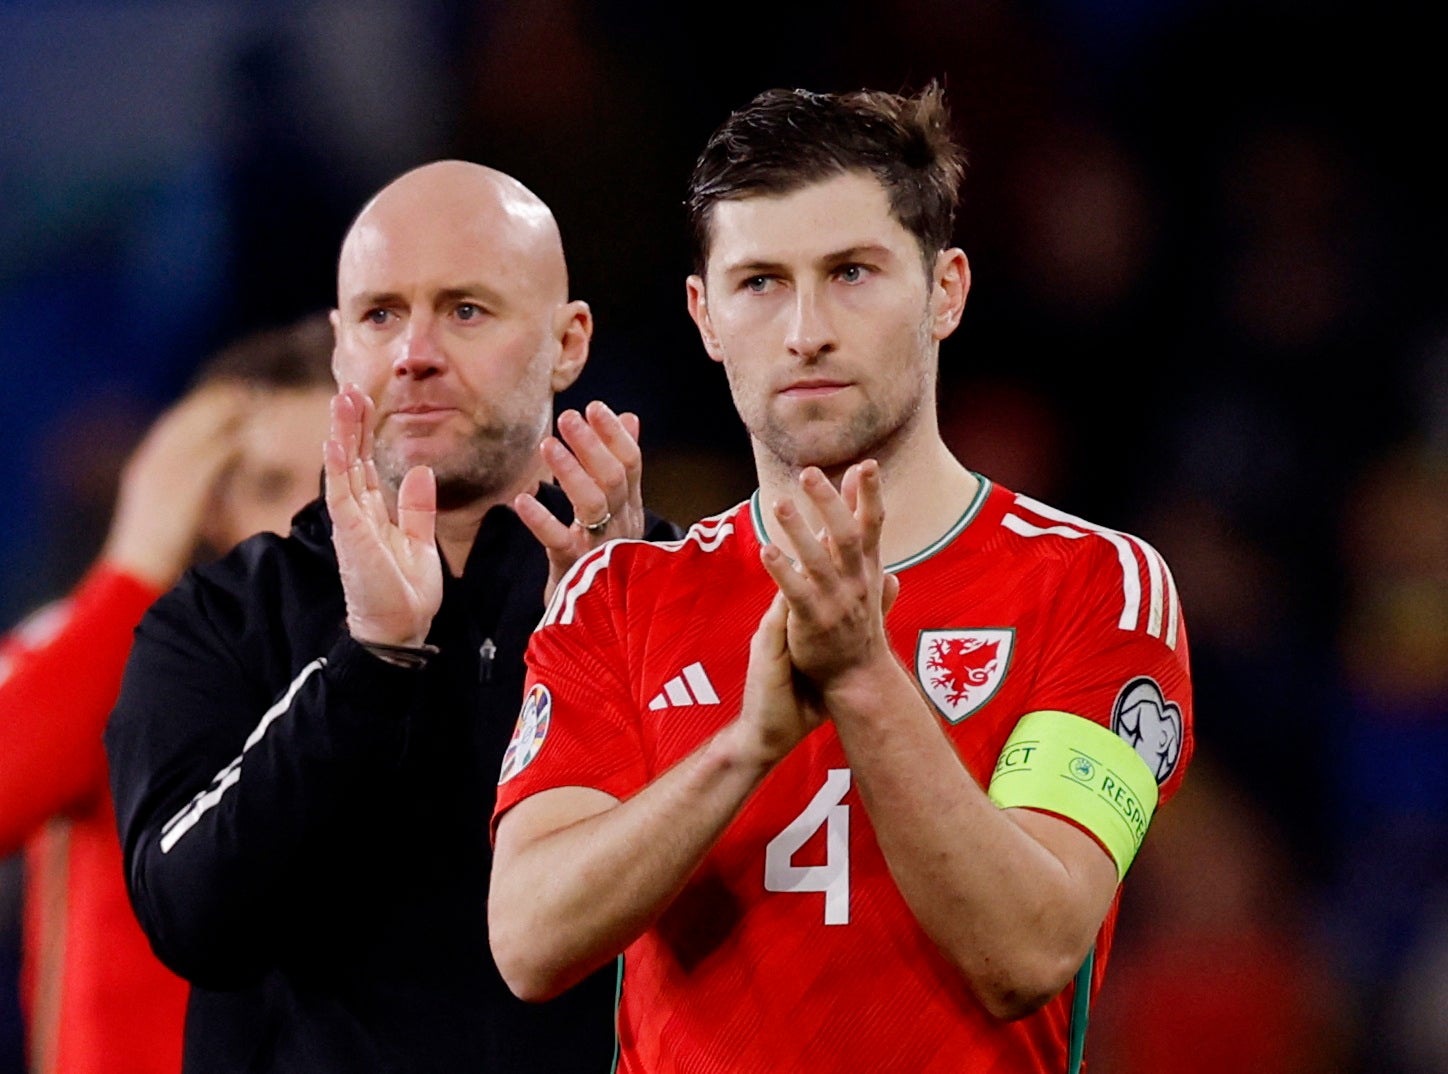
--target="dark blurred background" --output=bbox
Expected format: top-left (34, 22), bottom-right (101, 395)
top-left (3, 1), bottom-right (1446, 1070)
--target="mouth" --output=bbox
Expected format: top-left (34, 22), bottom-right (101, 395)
top-left (383, 404), bottom-right (461, 431)
top-left (779, 379), bottom-right (852, 399)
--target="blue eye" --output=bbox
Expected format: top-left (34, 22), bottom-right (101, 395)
top-left (743, 276), bottom-right (771, 293)
top-left (837, 264), bottom-right (866, 283)
top-left (364, 308), bottom-right (391, 325)
top-left (456, 303), bottom-right (481, 320)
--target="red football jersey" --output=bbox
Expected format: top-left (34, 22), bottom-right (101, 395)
top-left (495, 478), bottom-right (1193, 1074)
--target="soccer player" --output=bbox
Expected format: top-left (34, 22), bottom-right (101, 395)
top-left (487, 84), bottom-right (1194, 1072)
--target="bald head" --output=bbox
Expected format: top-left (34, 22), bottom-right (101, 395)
top-left (329, 159), bottom-right (593, 515)
top-left (338, 160), bottom-right (570, 310)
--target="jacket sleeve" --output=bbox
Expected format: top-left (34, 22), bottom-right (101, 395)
top-left (103, 555), bottom-right (426, 989)
top-left (0, 565), bottom-right (161, 856)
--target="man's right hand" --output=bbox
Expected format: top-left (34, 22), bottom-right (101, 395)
top-left (323, 385), bottom-right (442, 648)
top-left (101, 383), bottom-right (250, 589)
top-left (720, 592), bottom-right (826, 772)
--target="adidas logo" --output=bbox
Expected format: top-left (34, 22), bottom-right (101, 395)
top-left (648, 662), bottom-right (720, 710)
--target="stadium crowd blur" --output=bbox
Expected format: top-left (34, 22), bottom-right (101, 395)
top-left (2, 2), bottom-right (1445, 1071)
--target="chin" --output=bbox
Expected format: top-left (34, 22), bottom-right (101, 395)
top-left (773, 438), bottom-right (868, 474)
top-left (377, 436), bottom-right (449, 479)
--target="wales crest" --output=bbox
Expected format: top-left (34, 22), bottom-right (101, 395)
top-left (915, 629), bottom-right (1014, 724)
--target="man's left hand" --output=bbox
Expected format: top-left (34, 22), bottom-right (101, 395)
top-left (514, 401), bottom-right (645, 603)
top-left (762, 461), bottom-right (900, 693)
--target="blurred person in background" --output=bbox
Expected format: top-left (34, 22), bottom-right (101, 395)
top-left (104, 160), bottom-right (681, 1073)
top-left (0, 312), bottom-right (334, 1074)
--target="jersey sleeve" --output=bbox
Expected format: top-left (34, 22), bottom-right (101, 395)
top-left (492, 544), bottom-right (649, 834)
top-left (1025, 529), bottom-right (1193, 808)
top-left (0, 564), bottom-right (162, 856)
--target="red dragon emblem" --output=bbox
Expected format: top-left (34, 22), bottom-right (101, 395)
top-left (916, 629), bottom-right (1014, 723)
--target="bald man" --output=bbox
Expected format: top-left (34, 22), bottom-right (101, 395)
top-left (105, 161), bottom-right (681, 1073)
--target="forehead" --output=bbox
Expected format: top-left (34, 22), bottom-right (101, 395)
top-left (705, 171), bottom-right (913, 272)
top-left (337, 199), bottom-right (551, 305)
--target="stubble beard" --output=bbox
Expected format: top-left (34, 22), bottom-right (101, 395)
top-left (756, 397), bottom-right (900, 474)
top-left (374, 412), bottom-right (547, 511)
top-left (744, 309), bottom-right (937, 478)
top-left (748, 361), bottom-right (933, 480)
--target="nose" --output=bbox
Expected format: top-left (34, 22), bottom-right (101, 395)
top-left (784, 285), bottom-right (836, 361)
top-left (393, 315), bottom-right (445, 379)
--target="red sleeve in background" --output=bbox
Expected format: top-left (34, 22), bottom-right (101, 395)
top-left (0, 565), bottom-right (162, 855)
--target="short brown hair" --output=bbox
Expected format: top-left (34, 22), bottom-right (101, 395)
top-left (191, 311), bottom-right (335, 392)
top-left (686, 81), bottom-right (965, 274)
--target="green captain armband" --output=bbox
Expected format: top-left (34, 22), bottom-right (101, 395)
top-left (987, 710), bottom-right (1159, 881)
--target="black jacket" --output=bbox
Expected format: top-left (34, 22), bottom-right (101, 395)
top-left (106, 485), bottom-right (680, 1073)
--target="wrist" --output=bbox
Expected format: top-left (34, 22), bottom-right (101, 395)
top-left (353, 636), bottom-right (441, 669)
top-left (347, 617), bottom-right (430, 650)
top-left (708, 718), bottom-right (786, 781)
top-left (819, 646), bottom-right (906, 719)
top-left (99, 541), bottom-right (188, 591)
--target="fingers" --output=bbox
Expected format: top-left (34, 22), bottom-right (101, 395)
top-left (850, 459), bottom-right (885, 563)
top-left (618, 410), bottom-right (641, 443)
top-left (325, 386), bottom-right (393, 534)
top-left (545, 401), bottom-right (643, 540)
top-left (540, 433), bottom-right (609, 530)
top-left (796, 467), bottom-right (864, 576)
top-left (357, 391), bottom-right (381, 495)
top-left (513, 491), bottom-right (575, 553)
top-left (396, 465), bottom-right (436, 546)
top-left (767, 497), bottom-right (836, 584)
top-left (750, 590), bottom-right (791, 658)
top-left (102, 382), bottom-right (254, 586)
top-left (323, 435), bottom-right (361, 528)
top-left (768, 466), bottom-right (878, 581)
top-left (324, 389), bottom-right (371, 526)
top-left (881, 572), bottom-right (901, 616)
top-left (759, 542), bottom-right (813, 606)
top-left (132, 381), bottom-right (250, 485)
top-left (328, 386), bottom-right (363, 463)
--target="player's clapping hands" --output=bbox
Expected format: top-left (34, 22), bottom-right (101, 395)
top-left (730, 462), bottom-right (901, 768)
top-left (760, 461), bottom-right (900, 696)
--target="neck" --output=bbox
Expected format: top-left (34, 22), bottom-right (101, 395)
top-left (754, 426), bottom-right (978, 567)
top-left (385, 456), bottom-right (550, 576)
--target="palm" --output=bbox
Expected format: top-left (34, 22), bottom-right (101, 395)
top-left (324, 388), bottom-right (442, 646)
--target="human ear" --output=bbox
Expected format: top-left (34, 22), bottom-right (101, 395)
top-left (550, 300), bottom-right (592, 392)
top-left (686, 276), bottom-right (725, 363)
top-left (328, 308), bottom-right (344, 387)
top-left (930, 249), bottom-right (970, 341)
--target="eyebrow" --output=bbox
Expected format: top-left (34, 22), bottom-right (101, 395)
top-left (719, 243), bottom-right (898, 276)
top-left (344, 283), bottom-right (509, 312)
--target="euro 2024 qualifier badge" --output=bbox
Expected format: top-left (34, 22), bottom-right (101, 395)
top-left (915, 629), bottom-right (1014, 724)
top-left (499, 683), bottom-right (552, 785)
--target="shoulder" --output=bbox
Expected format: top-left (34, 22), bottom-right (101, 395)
top-left (149, 500), bottom-right (339, 641)
top-left (988, 488), bottom-right (1182, 650)
top-left (541, 502), bottom-right (749, 629)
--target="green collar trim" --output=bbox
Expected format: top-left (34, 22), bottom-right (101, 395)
top-left (749, 474), bottom-right (992, 573)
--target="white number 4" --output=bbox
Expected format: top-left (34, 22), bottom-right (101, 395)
top-left (763, 768), bottom-right (851, 925)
